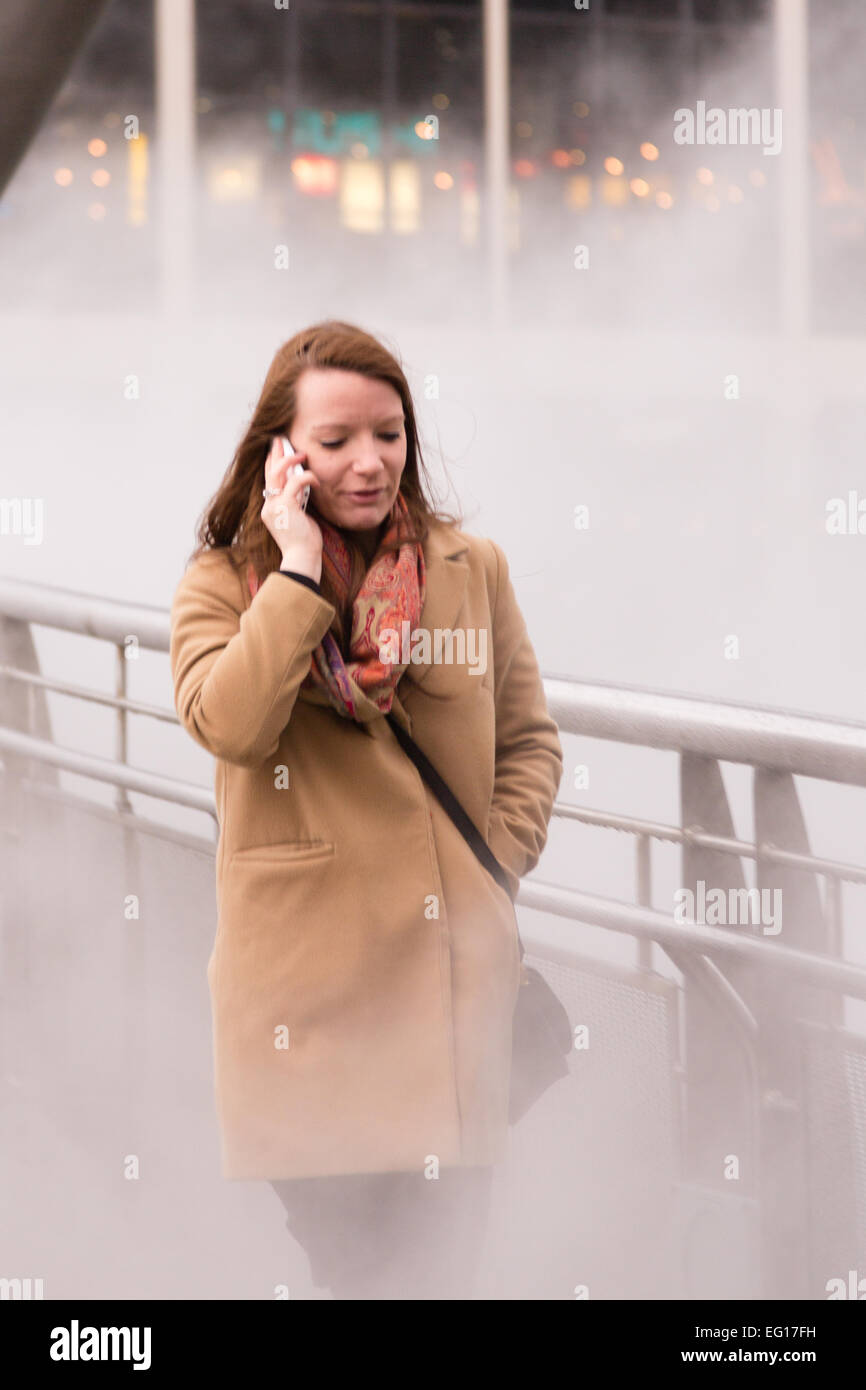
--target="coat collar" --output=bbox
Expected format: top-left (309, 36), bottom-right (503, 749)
top-left (296, 519), bottom-right (470, 731)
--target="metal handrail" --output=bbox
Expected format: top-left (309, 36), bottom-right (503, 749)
top-left (5, 573), bottom-right (866, 780)
top-left (0, 726), bottom-right (217, 820)
top-left (554, 802), bottom-right (866, 887)
top-left (5, 715), bottom-right (860, 988)
top-left (0, 662), bottom-right (181, 724)
top-left (4, 573), bottom-right (866, 898)
top-left (4, 572), bottom-right (866, 878)
top-left (0, 576), bottom-right (170, 649)
top-left (543, 674), bottom-right (866, 788)
top-left (519, 881), bottom-right (866, 1000)
top-left (3, 647), bottom-right (866, 884)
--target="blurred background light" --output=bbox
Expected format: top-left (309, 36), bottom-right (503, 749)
top-left (339, 157), bottom-right (384, 232)
top-left (389, 158), bottom-right (420, 233)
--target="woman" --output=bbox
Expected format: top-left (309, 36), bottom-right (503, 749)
top-left (170, 320), bottom-right (563, 1299)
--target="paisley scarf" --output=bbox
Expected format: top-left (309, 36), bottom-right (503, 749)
top-left (246, 490), bottom-right (425, 721)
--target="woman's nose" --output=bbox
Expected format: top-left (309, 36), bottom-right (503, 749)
top-left (352, 444), bottom-right (386, 473)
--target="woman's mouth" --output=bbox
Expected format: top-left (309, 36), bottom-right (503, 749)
top-left (347, 489), bottom-right (383, 501)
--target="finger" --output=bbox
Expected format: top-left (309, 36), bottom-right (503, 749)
top-left (281, 465), bottom-right (314, 497)
top-left (263, 438), bottom-right (282, 488)
top-left (263, 468), bottom-right (313, 515)
top-left (266, 445), bottom-right (306, 490)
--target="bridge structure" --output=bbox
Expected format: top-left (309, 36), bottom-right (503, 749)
top-left (1, 574), bottom-right (865, 1300)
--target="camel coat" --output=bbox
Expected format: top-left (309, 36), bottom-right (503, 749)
top-left (169, 518), bottom-right (563, 1180)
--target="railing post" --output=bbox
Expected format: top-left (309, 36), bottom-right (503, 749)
top-left (824, 874), bottom-right (842, 960)
top-left (0, 615), bottom-right (57, 1091)
top-left (679, 752), bottom-right (761, 1298)
top-left (635, 833), bottom-right (652, 971)
top-left (754, 768), bottom-right (835, 1298)
top-left (114, 643), bottom-right (132, 816)
top-left (113, 641), bottom-right (145, 1139)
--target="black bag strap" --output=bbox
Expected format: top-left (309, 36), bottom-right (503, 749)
top-left (385, 711), bottom-right (525, 960)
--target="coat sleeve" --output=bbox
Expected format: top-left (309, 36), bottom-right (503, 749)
top-left (485, 538), bottom-right (564, 901)
top-left (169, 551), bottom-right (336, 767)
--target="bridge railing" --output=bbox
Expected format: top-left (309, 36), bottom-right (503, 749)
top-left (2, 572), bottom-right (865, 1299)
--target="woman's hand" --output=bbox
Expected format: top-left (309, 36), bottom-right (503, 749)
top-left (261, 438), bottom-right (323, 583)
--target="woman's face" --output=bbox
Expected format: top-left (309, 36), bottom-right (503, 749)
top-left (288, 368), bottom-right (407, 535)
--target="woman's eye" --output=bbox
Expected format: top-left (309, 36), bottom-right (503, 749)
top-left (320, 433), bottom-right (400, 448)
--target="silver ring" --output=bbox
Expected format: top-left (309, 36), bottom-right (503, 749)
top-left (262, 486), bottom-right (282, 499)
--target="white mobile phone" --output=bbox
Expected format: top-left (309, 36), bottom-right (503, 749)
top-left (277, 435), bottom-right (310, 511)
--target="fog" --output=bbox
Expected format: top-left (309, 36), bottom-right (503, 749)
top-left (1, 0), bottom-right (865, 1301)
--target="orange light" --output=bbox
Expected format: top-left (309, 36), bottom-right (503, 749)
top-left (91, 168), bottom-right (110, 187)
top-left (640, 142), bottom-right (659, 161)
top-left (87, 138), bottom-right (107, 157)
top-left (552, 149), bottom-right (571, 168)
top-left (566, 174), bottom-right (592, 209)
top-left (339, 158), bottom-right (384, 233)
top-left (390, 159), bottom-right (420, 233)
top-left (570, 148), bottom-right (586, 166)
top-left (433, 170), bottom-right (454, 190)
top-left (513, 159), bottom-right (536, 178)
top-left (291, 155), bottom-right (338, 196)
top-left (88, 203), bottom-right (107, 220)
top-left (573, 101), bottom-right (590, 118)
top-left (629, 178), bottom-right (650, 197)
top-left (127, 133), bottom-right (148, 226)
top-left (54, 168), bottom-right (73, 186)
top-left (604, 156), bottom-right (624, 176)
top-left (414, 120), bottom-right (436, 140)
top-left (602, 175), bottom-right (629, 207)
top-left (655, 191), bottom-right (673, 209)
top-left (696, 167), bottom-right (714, 186)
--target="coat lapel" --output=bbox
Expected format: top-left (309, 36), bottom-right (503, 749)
top-left (400, 521), bottom-right (469, 660)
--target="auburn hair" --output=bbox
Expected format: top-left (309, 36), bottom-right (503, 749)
top-left (189, 319), bottom-right (463, 651)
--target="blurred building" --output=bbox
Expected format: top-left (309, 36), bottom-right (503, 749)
top-left (1, 0), bottom-right (864, 332)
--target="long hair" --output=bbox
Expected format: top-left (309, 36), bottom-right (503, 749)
top-left (190, 320), bottom-right (463, 649)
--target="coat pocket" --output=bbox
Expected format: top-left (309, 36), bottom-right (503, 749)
top-left (231, 841), bottom-right (336, 865)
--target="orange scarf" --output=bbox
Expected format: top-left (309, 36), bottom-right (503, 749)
top-left (247, 491), bottom-right (425, 721)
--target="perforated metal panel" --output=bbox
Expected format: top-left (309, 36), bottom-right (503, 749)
top-left (523, 949), bottom-right (681, 1174)
top-left (498, 942), bottom-right (683, 1298)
